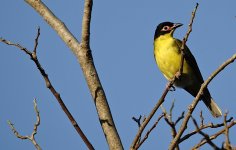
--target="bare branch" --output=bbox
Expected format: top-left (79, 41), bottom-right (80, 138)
top-left (170, 100), bottom-right (175, 121)
top-left (135, 114), bottom-right (164, 150)
top-left (161, 105), bottom-right (178, 139)
top-left (130, 80), bottom-right (176, 150)
top-left (178, 3), bottom-right (199, 76)
top-left (7, 121), bottom-right (28, 140)
top-left (132, 115), bottom-right (142, 128)
top-left (81, 0), bottom-right (92, 47)
top-left (33, 27), bottom-right (40, 53)
top-left (32, 99), bottom-right (40, 139)
top-left (161, 104), bottom-right (180, 150)
top-left (1, 32), bottom-right (94, 150)
top-left (192, 120), bottom-right (236, 149)
top-left (169, 53), bottom-right (236, 150)
top-left (0, 38), bottom-right (32, 55)
top-left (24, 1), bottom-right (123, 149)
top-left (224, 113), bottom-right (232, 150)
top-left (179, 116), bottom-right (233, 143)
top-left (191, 116), bottom-right (220, 150)
top-left (200, 111), bottom-right (204, 127)
top-left (7, 99), bottom-right (42, 150)
top-left (174, 111), bottom-right (185, 126)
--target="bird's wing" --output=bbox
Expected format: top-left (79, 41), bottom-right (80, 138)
top-left (175, 39), bottom-right (204, 83)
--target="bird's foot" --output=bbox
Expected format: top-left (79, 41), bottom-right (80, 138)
top-left (170, 85), bottom-right (176, 91)
top-left (166, 84), bottom-right (176, 91)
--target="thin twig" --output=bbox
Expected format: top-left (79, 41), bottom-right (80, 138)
top-left (1, 31), bottom-right (94, 150)
top-left (170, 53), bottom-right (236, 150)
top-left (161, 105), bottom-right (178, 139)
top-left (174, 111), bottom-right (185, 126)
top-left (132, 115), bottom-right (142, 128)
top-left (161, 104), bottom-right (180, 150)
top-left (179, 117), bottom-right (233, 143)
top-left (130, 79), bottom-right (176, 150)
top-left (135, 114), bottom-right (164, 149)
top-left (0, 38), bottom-right (31, 55)
top-left (33, 27), bottom-right (40, 53)
top-left (191, 116), bottom-right (220, 150)
top-left (7, 99), bottom-right (42, 150)
top-left (200, 111), bottom-right (204, 127)
top-left (179, 3), bottom-right (199, 75)
top-left (170, 100), bottom-right (175, 121)
top-left (192, 120), bottom-right (236, 149)
top-left (224, 113), bottom-right (232, 149)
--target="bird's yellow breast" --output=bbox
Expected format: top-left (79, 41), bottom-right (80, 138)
top-left (154, 34), bottom-right (190, 81)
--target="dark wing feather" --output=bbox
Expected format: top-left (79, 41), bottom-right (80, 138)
top-left (175, 39), bottom-right (204, 83)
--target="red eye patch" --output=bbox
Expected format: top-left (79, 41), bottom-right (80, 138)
top-left (161, 26), bottom-right (171, 31)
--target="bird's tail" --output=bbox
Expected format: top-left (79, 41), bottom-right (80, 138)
top-left (202, 97), bottom-right (222, 118)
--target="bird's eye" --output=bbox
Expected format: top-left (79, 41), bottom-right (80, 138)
top-left (162, 26), bottom-right (170, 31)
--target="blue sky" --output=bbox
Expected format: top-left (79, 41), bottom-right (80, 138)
top-left (1, 1), bottom-right (236, 150)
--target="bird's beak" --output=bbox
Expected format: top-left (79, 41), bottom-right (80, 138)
top-left (173, 23), bottom-right (183, 29)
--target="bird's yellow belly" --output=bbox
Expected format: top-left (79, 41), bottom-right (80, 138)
top-left (154, 39), bottom-right (191, 82)
top-left (155, 49), bottom-right (180, 79)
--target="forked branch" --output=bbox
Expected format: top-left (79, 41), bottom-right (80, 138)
top-left (24, 0), bottom-right (123, 149)
top-left (8, 99), bottom-right (41, 150)
top-left (192, 114), bottom-right (236, 149)
top-left (1, 28), bottom-right (94, 150)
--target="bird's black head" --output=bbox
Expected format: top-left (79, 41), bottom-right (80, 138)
top-left (154, 22), bottom-right (183, 39)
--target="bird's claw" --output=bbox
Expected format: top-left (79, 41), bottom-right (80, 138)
top-left (169, 85), bottom-right (176, 91)
top-left (166, 83), bottom-right (176, 91)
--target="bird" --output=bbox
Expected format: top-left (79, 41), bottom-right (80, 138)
top-left (153, 21), bottom-right (222, 118)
